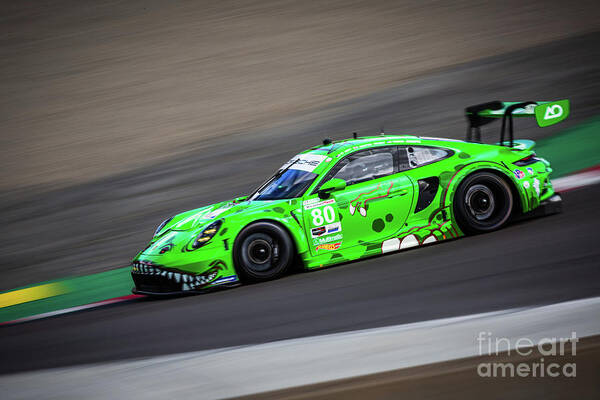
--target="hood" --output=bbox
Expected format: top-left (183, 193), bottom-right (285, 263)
top-left (166, 198), bottom-right (294, 232)
top-left (140, 198), bottom-right (296, 257)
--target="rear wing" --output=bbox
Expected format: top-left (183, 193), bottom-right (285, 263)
top-left (465, 100), bottom-right (569, 147)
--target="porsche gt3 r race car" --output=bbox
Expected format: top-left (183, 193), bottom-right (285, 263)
top-left (131, 100), bottom-right (568, 295)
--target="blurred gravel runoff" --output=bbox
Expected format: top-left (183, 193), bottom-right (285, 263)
top-left (1, 0), bottom-right (600, 288)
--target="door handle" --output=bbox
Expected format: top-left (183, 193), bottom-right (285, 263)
top-left (389, 188), bottom-right (408, 197)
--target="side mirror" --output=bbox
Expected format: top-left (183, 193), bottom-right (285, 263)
top-left (233, 195), bottom-right (248, 203)
top-left (318, 178), bottom-right (346, 199)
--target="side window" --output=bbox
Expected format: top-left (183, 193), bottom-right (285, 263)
top-left (316, 147), bottom-right (396, 190)
top-left (397, 145), bottom-right (411, 171)
top-left (403, 146), bottom-right (452, 168)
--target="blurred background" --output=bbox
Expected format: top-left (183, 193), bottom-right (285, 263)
top-left (2, 0), bottom-right (599, 289)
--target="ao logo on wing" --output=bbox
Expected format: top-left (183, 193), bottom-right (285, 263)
top-left (544, 104), bottom-right (563, 120)
top-left (534, 100), bottom-right (569, 128)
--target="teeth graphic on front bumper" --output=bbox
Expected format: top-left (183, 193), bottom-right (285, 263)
top-left (187, 272), bottom-right (219, 289)
top-left (132, 260), bottom-right (224, 292)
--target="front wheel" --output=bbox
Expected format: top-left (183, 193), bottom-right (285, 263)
top-left (233, 221), bottom-right (294, 282)
top-left (453, 172), bottom-right (514, 235)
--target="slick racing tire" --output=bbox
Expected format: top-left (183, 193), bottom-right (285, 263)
top-left (453, 171), bottom-right (514, 235)
top-left (234, 221), bottom-right (295, 282)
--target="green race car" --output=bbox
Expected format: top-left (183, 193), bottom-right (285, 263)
top-left (131, 100), bottom-right (568, 295)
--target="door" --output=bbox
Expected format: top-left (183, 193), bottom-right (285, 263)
top-left (303, 146), bottom-right (414, 257)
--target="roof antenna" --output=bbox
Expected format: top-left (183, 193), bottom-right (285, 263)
top-left (352, 132), bottom-right (357, 139)
top-left (380, 125), bottom-right (385, 136)
top-left (322, 138), bottom-right (332, 145)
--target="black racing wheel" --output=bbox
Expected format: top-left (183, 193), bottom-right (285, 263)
top-left (233, 221), bottom-right (294, 282)
top-left (453, 172), bottom-right (514, 235)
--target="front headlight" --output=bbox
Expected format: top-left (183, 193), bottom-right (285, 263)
top-left (154, 217), bottom-right (173, 236)
top-left (191, 220), bottom-right (223, 249)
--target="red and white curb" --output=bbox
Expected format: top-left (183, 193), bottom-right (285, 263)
top-left (0, 295), bottom-right (145, 326)
top-left (552, 165), bottom-right (600, 192)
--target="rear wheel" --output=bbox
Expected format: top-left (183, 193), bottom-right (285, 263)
top-left (233, 221), bottom-right (294, 282)
top-left (453, 172), bottom-right (514, 235)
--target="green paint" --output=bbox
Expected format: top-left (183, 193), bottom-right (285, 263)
top-left (372, 219), bottom-right (385, 232)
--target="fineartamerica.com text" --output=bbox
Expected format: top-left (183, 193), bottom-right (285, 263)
top-left (476, 331), bottom-right (578, 378)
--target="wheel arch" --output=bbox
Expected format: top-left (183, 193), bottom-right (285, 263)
top-left (445, 163), bottom-right (525, 216)
top-left (232, 217), bottom-right (308, 268)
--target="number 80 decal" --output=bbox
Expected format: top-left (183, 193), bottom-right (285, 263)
top-left (311, 205), bottom-right (336, 226)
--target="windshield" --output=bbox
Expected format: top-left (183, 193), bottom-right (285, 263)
top-left (250, 168), bottom-right (318, 201)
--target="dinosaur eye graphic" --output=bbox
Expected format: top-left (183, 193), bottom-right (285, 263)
top-left (159, 244), bottom-right (174, 254)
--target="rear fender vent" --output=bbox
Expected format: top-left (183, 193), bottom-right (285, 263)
top-left (415, 177), bottom-right (440, 213)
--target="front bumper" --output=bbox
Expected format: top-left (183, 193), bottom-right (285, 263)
top-left (131, 261), bottom-right (239, 295)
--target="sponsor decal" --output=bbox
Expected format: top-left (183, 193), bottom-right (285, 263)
top-left (419, 136), bottom-right (464, 142)
top-left (514, 169), bottom-right (525, 180)
top-left (527, 167), bottom-right (535, 176)
top-left (311, 222), bottom-right (341, 238)
top-left (213, 275), bottom-right (239, 285)
top-left (282, 154), bottom-right (327, 172)
top-left (313, 233), bottom-right (343, 246)
top-left (315, 242), bottom-right (341, 251)
top-left (204, 207), bottom-right (231, 219)
top-left (328, 225), bottom-right (340, 234)
top-left (523, 181), bottom-right (530, 189)
top-left (335, 142), bottom-right (379, 158)
top-left (533, 178), bottom-right (541, 196)
top-left (311, 226), bottom-right (326, 237)
top-left (303, 198), bottom-right (336, 210)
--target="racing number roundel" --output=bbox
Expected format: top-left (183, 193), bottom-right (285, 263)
top-left (311, 205), bottom-right (335, 226)
top-left (303, 198), bottom-right (343, 252)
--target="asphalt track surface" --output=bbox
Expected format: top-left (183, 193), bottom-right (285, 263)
top-left (1, 33), bottom-right (600, 374)
top-left (2, 184), bottom-right (599, 375)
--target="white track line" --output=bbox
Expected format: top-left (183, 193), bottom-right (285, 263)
top-left (0, 295), bottom-right (144, 326)
top-left (2, 296), bottom-right (600, 400)
top-left (552, 166), bottom-right (600, 192)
